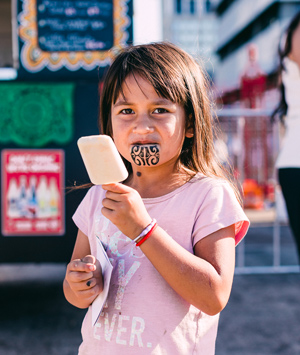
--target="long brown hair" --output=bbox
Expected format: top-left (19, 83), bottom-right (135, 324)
top-left (102, 45), bottom-right (235, 174)
top-left (78, 42), bottom-right (241, 203)
top-left (272, 11), bottom-right (300, 123)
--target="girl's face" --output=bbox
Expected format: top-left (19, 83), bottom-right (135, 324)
top-left (111, 74), bottom-right (193, 171)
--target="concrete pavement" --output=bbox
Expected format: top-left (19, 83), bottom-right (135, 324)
top-left (0, 222), bottom-right (299, 354)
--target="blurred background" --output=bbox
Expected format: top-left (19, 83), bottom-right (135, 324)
top-left (0, 0), bottom-right (300, 354)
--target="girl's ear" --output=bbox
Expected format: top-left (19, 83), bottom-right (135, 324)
top-left (185, 114), bottom-right (194, 138)
top-left (185, 129), bottom-right (194, 138)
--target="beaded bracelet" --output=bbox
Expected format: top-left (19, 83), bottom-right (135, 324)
top-left (132, 219), bottom-right (157, 245)
top-left (136, 222), bottom-right (157, 247)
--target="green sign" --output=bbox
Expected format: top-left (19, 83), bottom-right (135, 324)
top-left (0, 83), bottom-right (74, 147)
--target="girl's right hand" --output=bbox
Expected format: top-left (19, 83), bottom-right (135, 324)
top-left (102, 183), bottom-right (152, 240)
top-left (65, 255), bottom-right (103, 305)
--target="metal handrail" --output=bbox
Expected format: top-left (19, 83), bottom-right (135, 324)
top-left (215, 109), bottom-right (299, 274)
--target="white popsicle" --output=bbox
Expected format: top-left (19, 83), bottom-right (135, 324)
top-left (77, 135), bottom-right (128, 185)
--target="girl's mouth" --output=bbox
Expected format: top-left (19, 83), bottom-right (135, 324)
top-left (131, 141), bottom-right (158, 146)
top-left (130, 144), bottom-right (160, 166)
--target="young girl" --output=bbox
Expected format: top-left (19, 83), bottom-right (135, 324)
top-left (63, 42), bottom-right (249, 354)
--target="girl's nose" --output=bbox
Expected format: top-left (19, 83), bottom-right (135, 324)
top-left (132, 114), bottom-right (154, 134)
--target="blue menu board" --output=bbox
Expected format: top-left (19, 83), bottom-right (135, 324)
top-left (17, 0), bottom-right (132, 79)
top-left (37, 0), bottom-right (114, 52)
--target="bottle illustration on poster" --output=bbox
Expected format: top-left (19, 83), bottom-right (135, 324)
top-left (1, 150), bottom-right (65, 236)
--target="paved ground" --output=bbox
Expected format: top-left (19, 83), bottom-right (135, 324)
top-left (0, 264), bottom-right (83, 355)
top-left (216, 273), bottom-right (300, 355)
top-left (0, 225), bottom-right (299, 355)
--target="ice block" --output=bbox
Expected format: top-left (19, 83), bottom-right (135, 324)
top-left (77, 135), bottom-right (128, 185)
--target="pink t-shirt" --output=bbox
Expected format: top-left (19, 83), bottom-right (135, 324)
top-left (73, 174), bottom-right (249, 355)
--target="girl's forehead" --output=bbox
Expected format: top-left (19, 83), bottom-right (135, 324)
top-left (112, 70), bottom-right (185, 106)
top-left (115, 74), bottom-right (162, 102)
top-left (122, 73), bottom-right (151, 91)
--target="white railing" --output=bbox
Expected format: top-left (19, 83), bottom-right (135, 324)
top-left (217, 108), bottom-right (299, 274)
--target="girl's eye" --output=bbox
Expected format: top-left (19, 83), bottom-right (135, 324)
top-left (153, 108), bottom-right (168, 114)
top-left (120, 108), bottom-right (134, 114)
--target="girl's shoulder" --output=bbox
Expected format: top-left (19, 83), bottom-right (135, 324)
top-left (190, 173), bottom-right (240, 203)
top-left (188, 173), bottom-right (231, 191)
top-left (79, 184), bottom-right (106, 206)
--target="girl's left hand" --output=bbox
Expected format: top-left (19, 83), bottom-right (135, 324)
top-left (101, 183), bottom-right (152, 239)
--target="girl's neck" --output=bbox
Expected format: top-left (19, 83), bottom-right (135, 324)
top-left (125, 164), bottom-right (195, 198)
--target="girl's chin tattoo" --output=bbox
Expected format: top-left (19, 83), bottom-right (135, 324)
top-left (130, 144), bottom-right (160, 166)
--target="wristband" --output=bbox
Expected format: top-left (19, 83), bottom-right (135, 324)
top-left (136, 222), bottom-right (157, 247)
top-left (132, 219), bottom-right (157, 245)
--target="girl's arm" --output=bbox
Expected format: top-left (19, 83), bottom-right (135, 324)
top-left (63, 229), bottom-right (103, 309)
top-left (138, 224), bottom-right (235, 316)
top-left (102, 183), bottom-right (236, 316)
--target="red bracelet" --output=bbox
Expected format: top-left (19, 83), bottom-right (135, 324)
top-left (136, 222), bottom-right (157, 247)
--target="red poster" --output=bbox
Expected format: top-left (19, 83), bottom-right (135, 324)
top-left (1, 150), bottom-right (65, 236)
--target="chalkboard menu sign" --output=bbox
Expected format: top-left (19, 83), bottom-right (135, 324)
top-left (17, 0), bottom-right (133, 79)
top-left (37, 0), bottom-right (114, 52)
